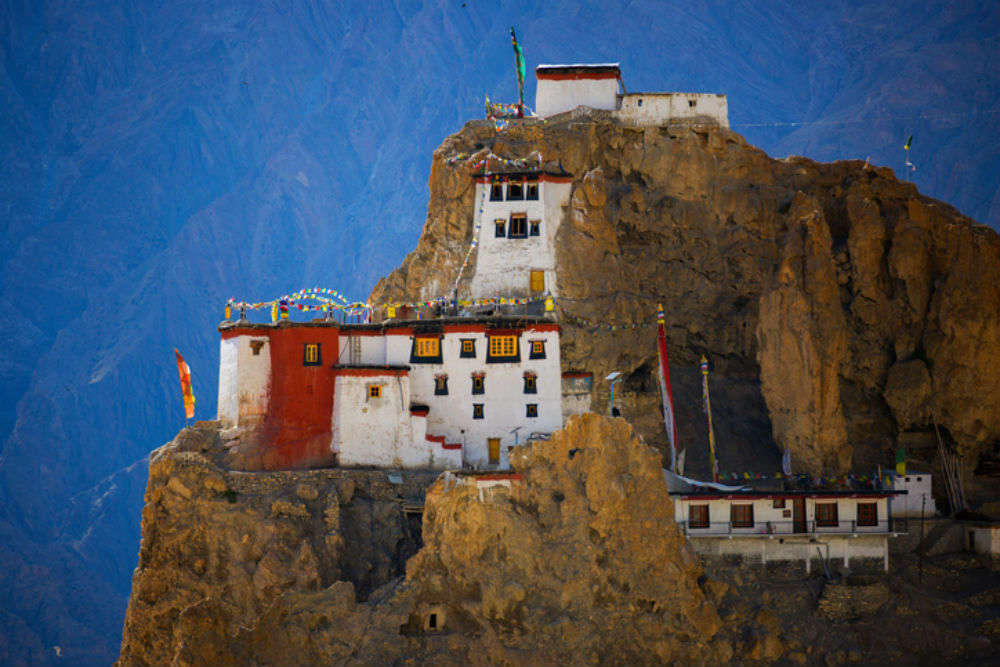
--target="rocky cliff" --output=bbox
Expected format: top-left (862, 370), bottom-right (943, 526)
top-left (118, 415), bottom-right (763, 666)
top-left (372, 112), bottom-right (1000, 490)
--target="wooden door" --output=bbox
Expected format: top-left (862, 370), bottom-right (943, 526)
top-left (529, 270), bottom-right (545, 292)
top-left (792, 497), bottom-right (806, 533)
top-left (488, 438), bottom-right (501, 464)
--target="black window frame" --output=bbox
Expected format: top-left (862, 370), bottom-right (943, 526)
top-left (490, 182), bottom-right (504, 201)
top-left (303, 343), bottom-right (322, 366)
top-left (459, 338), bottom-right (477, 358)
top-left (507, 179), bottom-right (524, 200)
top-left (523, 374), bottom-right (537, 394)
top-left (494, 218), bottom-right (506, 238)
top-left (526, 403), bottom-right (538, 418)
top-left (472, 403), bottom-right (484, 420)
top-left (529, 220), bottom-right (541, 236)
top-left (486, 334), bottom-right (521, 363)
top-left (528, 340), bottom-right (546, 359)
top-left (409, 336), bottom-right (443, 364)
top-left (507, 214), bottom-right (528, 239)
top-left (434, 375), bottom-right (449, 396)
top-left (471, 375), bottom-right (485, 395)
top-left (525, 180), bottom-right (539, 200)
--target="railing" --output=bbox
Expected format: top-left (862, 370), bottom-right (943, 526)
top-left (679, 519), bottom-right (892, 536)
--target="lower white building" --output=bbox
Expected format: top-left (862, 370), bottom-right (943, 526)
top-left (670, 486), bottom-right (904, 572)
top-left (890, 473), bottom-right (937, 518)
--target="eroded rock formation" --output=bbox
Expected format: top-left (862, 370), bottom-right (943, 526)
top-left (372, 112), bottom-right (1000, 481)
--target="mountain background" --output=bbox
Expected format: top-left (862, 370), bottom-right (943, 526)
top-left (1, 1), bottom-right (997, 664)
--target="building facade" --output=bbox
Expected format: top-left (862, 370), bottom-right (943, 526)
top-left (218, 317), bottom-right (567, 471)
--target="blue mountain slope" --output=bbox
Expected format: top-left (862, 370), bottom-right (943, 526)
top-left (0, 1), bottom-right (997, 664)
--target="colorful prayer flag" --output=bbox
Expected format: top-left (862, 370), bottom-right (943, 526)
top-left (174, 349), bottom-right (195, 420)
top-left (655, 304), bottom-right (678, 471)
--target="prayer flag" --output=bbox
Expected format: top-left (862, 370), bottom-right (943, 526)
top-left (510, 27), bottom-right (526, 114)
top-left (904, 134), bottom-right (913, 151)
top-left (895, 447), bottom-right (906, 476)
top-left (655, 304), bottom-right (679, 471)
top-left (174, 349), bottom-right (195, 420)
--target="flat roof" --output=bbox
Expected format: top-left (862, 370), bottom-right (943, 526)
top-left (220, 315), bottom-right (557, 333)
top-left (536, 64), bottom-right (620, 78)
top-left (537, 62), bottom-right (620, 69)
top-left (671, 489), bottom-right (905, 499)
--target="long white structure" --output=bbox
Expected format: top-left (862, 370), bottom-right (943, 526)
top-left (534, 63), bottom-right (729, 128)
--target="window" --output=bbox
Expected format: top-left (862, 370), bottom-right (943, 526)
top-left (508, 214), bottom-right (527, 238)
top-left (250, 340), bottom-right (265, 356)
top-left (410, 336), bottom-right (442, 363)
top-left (816, 502), bottom-right (839, 527)
top-left (434, 375), bottom-right (448, 396)
top-left (494, 218), bottom-right (506, 238)
top-left (731, 504), bottom-right (754, 528)
top-left (507, 179), bottom-right (524, 200)
top-left (473, 403), bottom-right (484, 420)
top-left (523, 373), bottom-right (537, 394)
top-left (688, 99), bottom-right (697, 108)
top-left (526, 181), bottom-right (539, 200)
top-left (772, 499), bottom-right (786, 509)
top-left (472, 374), bottom-right (485, 395)
top-left (529, 220), bottom-right (541, 236)
top-left (460, 339), bottom-right (476, 358)
top-left (487, 335), bottom-right (519, 362)
top-left (526, 403), bottom-right (538, 418)
top-left (529, 270), bottom-right (545, 292)
top-left (689, 504), bottom-right (709, 529)
top-left (637, 98), bottom-right (643, 107)
top-left (303, 343), bottom-right (321, 366)
top-left (529, 339), bottom-right (546, 359)
top-left (857, 502), bottom-right (878, 527)
top-left (368, 384), bottom-right (382, 399)
top-left (490, 182), bottom-right (503, 201)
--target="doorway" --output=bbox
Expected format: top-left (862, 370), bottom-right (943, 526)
top-left (793, 498), bottom-right (806, 533)
top-left (488, 438), bottom-right (501, 465)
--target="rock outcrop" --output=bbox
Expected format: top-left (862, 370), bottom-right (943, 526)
top-left (372, 113), bottom-right (1000, 482)
top-left (118, 416), bottom-right (751, 666)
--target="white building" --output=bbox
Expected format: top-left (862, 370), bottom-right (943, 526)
top-left (468, 170), bottom-right (573, 299)
top-left (890, 473), bottom-right (937, 518)
top-left (670, 487), bottom-right (903, 572)
top-left (534, 63), bottom-right (729, 128)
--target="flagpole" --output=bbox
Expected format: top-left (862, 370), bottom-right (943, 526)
top-left (700, 355), bottom-right (718, 482)
top-left (655, 304), bottom-right (678, 471)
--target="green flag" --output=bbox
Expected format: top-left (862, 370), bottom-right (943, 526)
top-left (904, 134), bottom-right (913, 151)
top-left (511, 27), bottom-right (525, 111)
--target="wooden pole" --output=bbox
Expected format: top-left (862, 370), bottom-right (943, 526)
top-left (700, 355), bottom-right (718, 482)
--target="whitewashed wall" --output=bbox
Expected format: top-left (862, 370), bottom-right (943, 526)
top-left (616, 93), bottom-right (729, 128)
top-left (468, 180), bottom-right (572, 299)
top-left (385, 327), bottom-right (563, 469)
top-left (673, 496), bottom-right (890, 535)
top-left (217, 334), bottom-right (270, 429)
top-left (688, 534), bottom-right (889, 568)
top-left (336, 334), bottom-right (388, 366)
top-left (890, 474), bottom-right (937, 517)
top-left (536, 77), bottom-right (619, 117)
top-left (334, 373), bottom-right (414, 467)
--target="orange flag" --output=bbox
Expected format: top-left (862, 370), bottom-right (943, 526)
top-left (174, 349), bottom-right (195, 420)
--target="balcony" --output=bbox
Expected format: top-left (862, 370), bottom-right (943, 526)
top-left (678, 519), bottom-right (899, 537)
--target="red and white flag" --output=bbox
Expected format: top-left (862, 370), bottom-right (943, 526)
top-left (656, 305), bottom-right (678, 471)
top-left (174, 349), bottom-right (195, 420)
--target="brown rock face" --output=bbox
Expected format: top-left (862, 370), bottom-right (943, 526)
top-left (372, 114), bottom-right (1000, 481)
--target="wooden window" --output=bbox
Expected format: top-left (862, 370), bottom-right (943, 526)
top-left (529, 220), bottom-right (540, 236)
top-left (415, 338), bottom-right (439, 357)
top-left (526, 403), bottom-right (538, 418)
top-left (526, 181), bottom-right (539, 200)
top-left (508, 214), bottom-right (527, 238)
top-left (488, 437), bottom-right (500, 463)
top-left (523, 374), bottom-right (537, 394)
top-left (529, 339), bottom-right (546, 359)
top-left (487, 335), bottom-right (519, 362)
top-left (529, 270), bottom-right (545, 292)
top-left (494, 218), bottom-right (506, 237)
top-left (434, 375), bottom-right (448, 396)
top-left (490, 182), bottom-right (503, 201)
top-left (689, 504), bottom-right (709, 529)
top-left (471, 375), bottom-right (485, 395)
top-left (772, 499), bottom-right (786, 509)
top-left (507, 179), bottom-right (524, 200)
top-left (460, 339), bottom-right (476, 358)
top-left (816, 502), bottom-right (839, 527)
top-left (368, 384), bottom-right (382, 399)
top-left (303, 343), bottom-right (321, 366)
top-left (857, 502), bottom-right (878, 527)
top-left (731, 504), bottom-right (754, 528)
top-left (473, 403), bottom-right (484, 420)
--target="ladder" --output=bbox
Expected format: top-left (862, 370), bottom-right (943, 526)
top-left (934, 422), bottom-right (967, 515)
top-left (349, 336), bottom-right (362, 365)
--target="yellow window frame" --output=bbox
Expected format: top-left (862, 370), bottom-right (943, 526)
top-left (488, 335), bottom-right (517, 357)
top-left (415, 337), bottom-right (440, 357)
